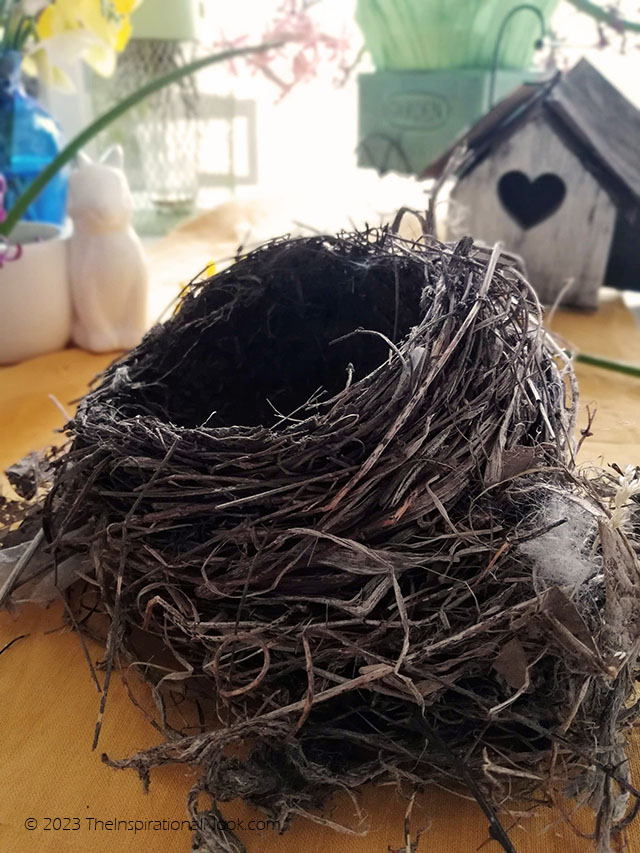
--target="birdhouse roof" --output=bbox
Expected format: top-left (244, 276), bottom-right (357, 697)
top-left (424, 59), bottom-right (640, 209)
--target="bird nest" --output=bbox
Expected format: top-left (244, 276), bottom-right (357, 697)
top-left (5, 228), bottom-right (640, 852)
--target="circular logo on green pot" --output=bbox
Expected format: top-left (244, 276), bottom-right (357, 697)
top-left (386, 92), bottom-right (449, 130)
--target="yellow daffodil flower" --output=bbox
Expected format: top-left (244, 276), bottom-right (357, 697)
top-left (30, 0), bottom-right (139, 86)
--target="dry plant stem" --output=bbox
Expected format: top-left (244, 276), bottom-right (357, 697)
top-left (4, 228), bottom-right (639, 852)
top-left (0, 528), bottom-right (44, 607)
top-left (92, 439), bottom-right (181, 750)
top-left (416, 711), bottom-right (517, 853)
top-left (0, 633), bottom-right (28, 657)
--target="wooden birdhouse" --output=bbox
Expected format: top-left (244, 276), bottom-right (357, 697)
top-left (426, 60), bottom-right (640, 309)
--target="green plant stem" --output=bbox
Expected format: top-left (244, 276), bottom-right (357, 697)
top-left (13, 16), bottom-right (37, 51)
top-left (0, 41), bottom-right (281, 236)
top-left (0, 0), bottom-right (19, 50)
top-left (576, 352), bottom-right (640, 378)
top-left (565, 0), bottom-right (640, 33)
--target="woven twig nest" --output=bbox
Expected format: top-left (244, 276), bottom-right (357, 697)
top-left (10, 229), bottom-right (640, 852)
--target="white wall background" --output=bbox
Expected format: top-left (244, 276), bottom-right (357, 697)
top-left (193, 0), bottom-right (640, 230)
top-left (50, 1), bottom-right (640, 233)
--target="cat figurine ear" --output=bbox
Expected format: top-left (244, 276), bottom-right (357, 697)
top-left (74, 147), bottom-right (123, 169)
top-left (100, 145), bottom-right (124, 170)
top-left (67, 146), bottom-right (149, 353)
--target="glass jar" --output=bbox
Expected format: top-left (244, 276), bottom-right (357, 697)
top-left (0, 51), bottom-right (67, 225)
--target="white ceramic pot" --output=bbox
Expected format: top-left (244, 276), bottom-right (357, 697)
top-left (0, 221), bottom-right (71, 365)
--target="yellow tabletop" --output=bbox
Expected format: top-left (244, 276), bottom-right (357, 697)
top-left (1, 224), bottom-right (640, 852)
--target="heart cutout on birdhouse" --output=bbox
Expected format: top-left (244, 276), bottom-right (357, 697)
top-left (497, 171), bottom-right (566, 229)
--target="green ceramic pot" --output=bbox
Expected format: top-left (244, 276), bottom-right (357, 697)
top-left (357, 67), bottom-right (544, 175)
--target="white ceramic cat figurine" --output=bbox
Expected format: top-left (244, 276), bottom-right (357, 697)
top-left (67, 146), bottom-right (148, 352)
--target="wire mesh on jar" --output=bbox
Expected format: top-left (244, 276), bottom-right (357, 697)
top-left (92, 38), bottom-right (201, 233)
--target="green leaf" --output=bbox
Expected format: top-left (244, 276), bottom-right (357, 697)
top-left (0, 41), bottom-right (281, 237)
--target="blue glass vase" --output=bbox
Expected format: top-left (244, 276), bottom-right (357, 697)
top-left (0, 51), bottom-right (67, 225)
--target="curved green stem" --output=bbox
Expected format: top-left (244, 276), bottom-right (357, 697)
top-left (565, 0), bottom-right (640, 33)
top-left (0, 41), bottom-right (281, 237)
top-left (576, 352), bottom-right (640, 378)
